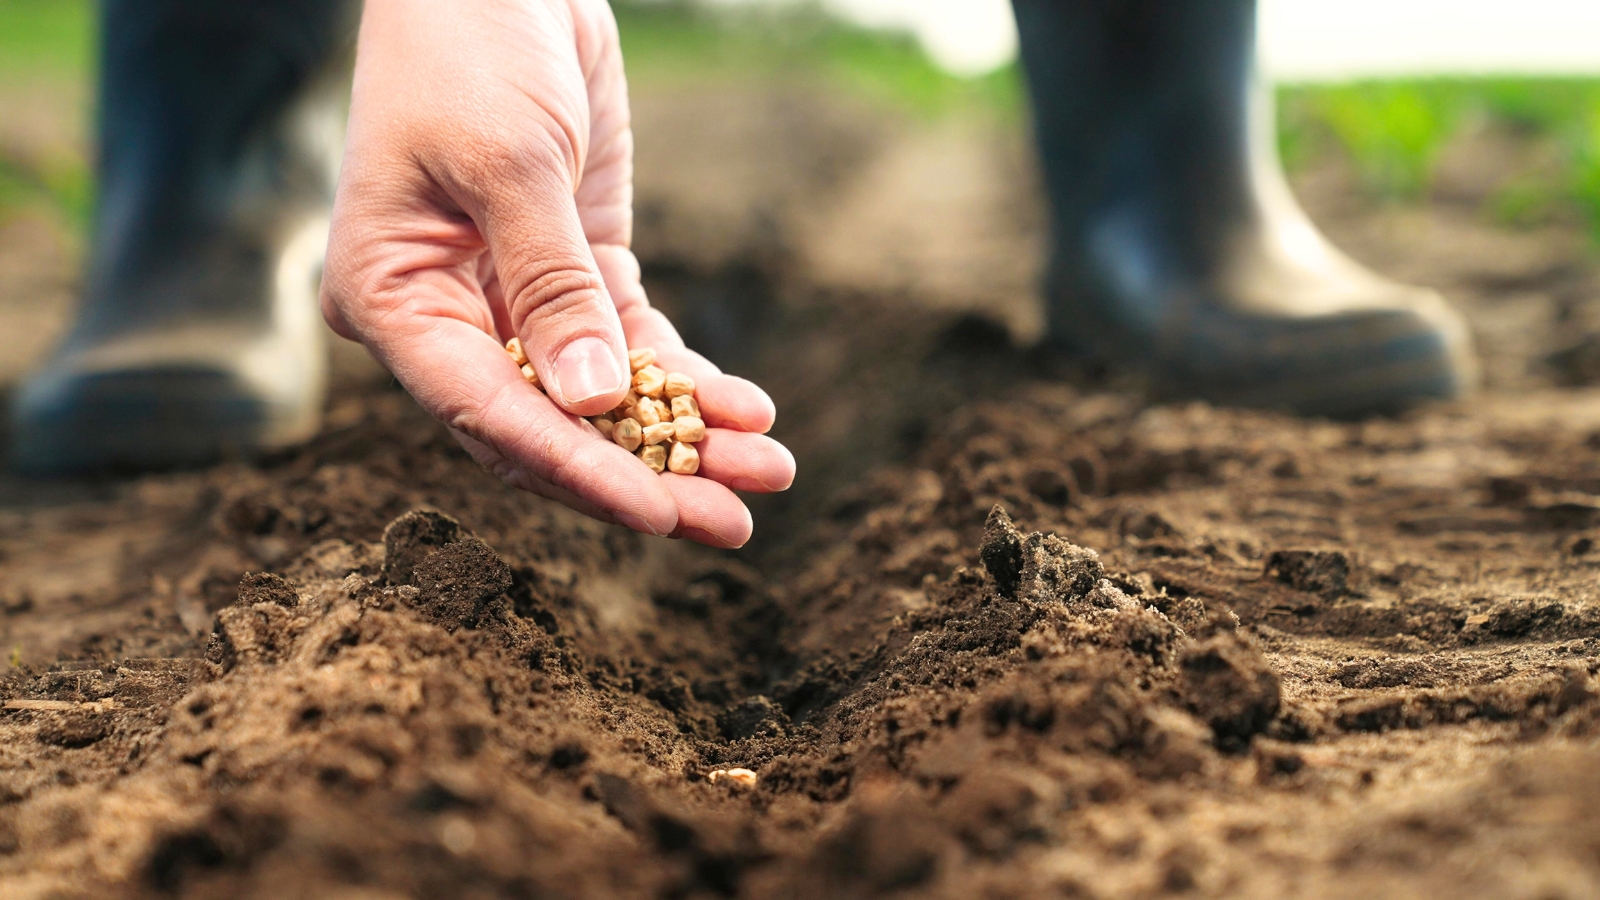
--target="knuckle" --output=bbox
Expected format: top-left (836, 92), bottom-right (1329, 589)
top-left (454, 125), bottom-right (578, 195)
top-left (506, 263), bottom-right (608, 326)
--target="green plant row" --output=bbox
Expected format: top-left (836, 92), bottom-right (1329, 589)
top-left (1276, 78), bottom-right (1600, 239)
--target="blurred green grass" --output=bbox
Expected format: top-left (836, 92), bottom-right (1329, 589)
top-left (614, 1), bottom-right (1023, 118)
top-left (6, 0), bottom-right (1600, 244)
top-left (0, 0), bottom-right (92, 76)
top-left (0, 0), bottom-right (95, 230)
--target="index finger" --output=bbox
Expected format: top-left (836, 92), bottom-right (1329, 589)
top-left (362, 308), bottom-right (680, 537)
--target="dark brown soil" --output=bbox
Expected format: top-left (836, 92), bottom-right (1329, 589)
top-left (6, 85), bottom-right (1600, 899)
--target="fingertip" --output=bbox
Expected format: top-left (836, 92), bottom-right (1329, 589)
top-left (660, 473), bottom-right (753, 548)
top-left (617, 509), bottom-right (676, 538)
top-left (677, 525), bottom-right (749, 550)
top-left (695, 431), bottom-right (795, 493)
top-left (699, 375), bottom-right (777, 433)
top-left (768, 440), bottom-right (796, 491)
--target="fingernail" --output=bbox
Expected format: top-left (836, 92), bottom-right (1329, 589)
top-left (617, 511), bottom-right (668, 537)
top-left (550, 336), bottom-right (626, 405)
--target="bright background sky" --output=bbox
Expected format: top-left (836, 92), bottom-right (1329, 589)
top-left (706, 0), bottom-right (1600, 80)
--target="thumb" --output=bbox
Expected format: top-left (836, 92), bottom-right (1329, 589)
top-left (470, 149), bottom-right (631, 418)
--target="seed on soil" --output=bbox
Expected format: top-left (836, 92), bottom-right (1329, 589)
top-left (506, 336), bottom-right (529, 366)
top-left (672, 395), bottom-right (700, 419)
top-left (505, 343), bottom-right (706, 478)
top-left (707, 767), bottom-right (757, 788)
top-left (613, 418), bottom-right (643, 452)
top-left (673, 416), bottom-right (705, 444)
top-left (634, 365), bottom-right (668, 399)
top-left (664, 372), bottom-right (696, 398)
top-left (638, 444), bottom-right (667, 473)
top-left (668, 441), bottom-right (700, 475)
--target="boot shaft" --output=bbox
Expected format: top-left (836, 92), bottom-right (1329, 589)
top-left (90, 0), bottom-right (359, 325)
top-left (1013, 0), bottom-right (1264, 281)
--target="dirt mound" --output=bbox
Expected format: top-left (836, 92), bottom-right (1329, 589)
top-left (0, 488), bottom-right (1254, 898)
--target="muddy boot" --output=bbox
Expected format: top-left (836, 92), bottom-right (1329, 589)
top-left (11, 0), bottom-right (359, 473)
top-left (1013, 0), bottom-right (1477, 417)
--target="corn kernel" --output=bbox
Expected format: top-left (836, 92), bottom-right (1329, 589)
top-left (643, 422), bottom-right (675, 446)
top-left (520, 363), bottom-right (540, 387)
top-left (592, 418), bottom-right (615, 439)
top-left (628, 347), bottom-right (656, 373)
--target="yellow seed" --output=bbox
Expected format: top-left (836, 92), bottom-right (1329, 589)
top-left (633, 365), bottom-right (667, 398)
top-left (671, 395), bottom-right (700, 419)
top-left (612, 418), bottom-right (642, 452)
top-left (707, 767), bottom-right (756, 788)
top-left (592, 418), bottom-right (615, 439)
top-left (520, 363), bottom-right (541, 388)
top-left (668, 441), bottom-right (700, 475)
top-left (643, 422), bottom-right (676, 446)
top-left (672, 416), bottom-right (706, 444)
top-left (630, 400), bottom-right (662, 427)
top-left (628, 347), bottom-right (657, 373)
top-left (638, 444), bottom-right (667, 473)
top-left (664, 372), bottom-right (696, 398)
top-left (506, 336), bottom-right (529, 366)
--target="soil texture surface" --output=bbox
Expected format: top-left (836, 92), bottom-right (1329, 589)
top-left (6, 87), bottom-right (1600, 899)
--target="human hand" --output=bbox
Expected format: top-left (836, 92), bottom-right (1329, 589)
top-left (320, 0), bottom-right (793, 548)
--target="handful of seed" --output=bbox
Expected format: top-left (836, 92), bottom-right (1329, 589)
top-left (506, 339), bottom-right (705, 476)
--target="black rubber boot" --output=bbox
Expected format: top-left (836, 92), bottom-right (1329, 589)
top-left (12, 0), bottom-right (360, 473)
top-left (1013, 0), bottom-right (1477, 418)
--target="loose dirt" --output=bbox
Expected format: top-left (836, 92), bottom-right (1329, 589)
top-left (6, 86), bottom-right (1600, 899)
